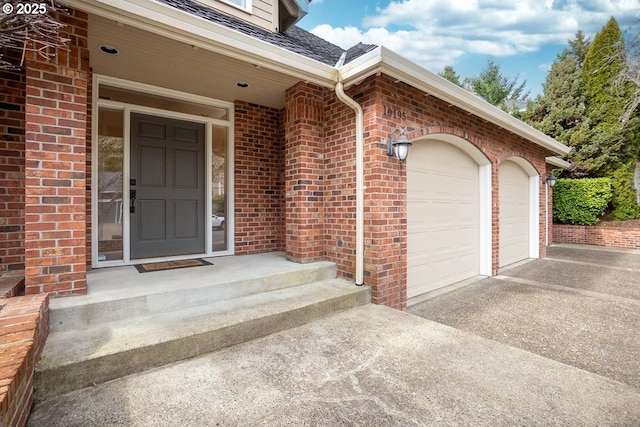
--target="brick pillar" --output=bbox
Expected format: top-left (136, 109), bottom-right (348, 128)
top-left (364, 105), bottom-right (407, 310)
top-left (284, 82), bottom-right (325, 262)
top-left (23, 8), bottom-right (89, 295)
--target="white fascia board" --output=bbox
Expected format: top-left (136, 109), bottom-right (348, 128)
top-left (546, 156), bottom-right (572, 169)
top-left (61, 0), bottom-right (337, 88)
top-left (337, 46), bottom-right (385, 84)
top-left (340, 46), bottom-right (571, 157)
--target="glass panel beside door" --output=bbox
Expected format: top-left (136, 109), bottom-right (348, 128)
top-left (211, 126), bottom-right (227, 252)
top-left (97, 108), bottom-right (124, 262)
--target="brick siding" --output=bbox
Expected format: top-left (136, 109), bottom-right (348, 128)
top-left (10, 9), bottom-right (557, 310)
top-left (284, 83), bottom-right (326, 262)
top-left (0, 51), bottom-right (26, 273)
top-left (553, 224), bottom-right (640, 250)
top-left (321, 74), bottom-right (553, 309)
top-left (23, 8), bottom-right (90, 295)
top-left (234, 101), bottom-right (285, 254)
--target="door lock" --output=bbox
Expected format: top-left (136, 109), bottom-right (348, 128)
top-left (130, 190), bottom-right (136, 213)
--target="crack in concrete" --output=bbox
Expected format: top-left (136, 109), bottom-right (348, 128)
top-left (251, 348), bottom-right (424, 426)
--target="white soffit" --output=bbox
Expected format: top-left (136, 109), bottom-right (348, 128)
top-left (340, 47), bottom-right (571, 157)
top-left (61, 0), bottom-right (337, 88)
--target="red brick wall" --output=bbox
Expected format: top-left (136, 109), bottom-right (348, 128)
top-left (23, 8), bottom-right (90, 295)
top-left (321, 74), bottom-right (552, 309)
top-left (553, 224), bottom-right (640, 250)
top-left (0, 52), bottom-right (26, 272)
top-left (323, 89), bottom-right (358, 282)
top-left (234, 101), bottom-right (285, 254)
top-left (284, 83), bottom-right (325, 262)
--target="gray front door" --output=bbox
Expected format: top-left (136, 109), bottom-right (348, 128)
top-left (130, 113), bottom-right (205, 259)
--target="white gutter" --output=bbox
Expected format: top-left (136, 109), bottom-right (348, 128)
top-left (335, 80), bottom-right (365, 286)
top-left (546, 156), bottom-right (571, 169)
top-left (340, 47), bottom-right (571, 157)
top-left (60, 0), bottom-right (337, 88)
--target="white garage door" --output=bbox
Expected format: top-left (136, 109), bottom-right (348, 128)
top-left (407, 140), bottom-right (480, 299)
top-left (499, 160), bottom-right (530, 267)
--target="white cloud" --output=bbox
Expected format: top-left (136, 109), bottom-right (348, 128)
top-left (308, 0), bottom-right (640, 71)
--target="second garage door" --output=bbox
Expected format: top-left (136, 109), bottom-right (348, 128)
top-left (499, 160), bottom-right (530, 267)
top-left (407, 140), bottom-right (480, 299)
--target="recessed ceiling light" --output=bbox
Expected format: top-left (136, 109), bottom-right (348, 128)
top-left (236, 82), bottom-right (249, 88)
top-left (99, 45), bottom-right (119, 55)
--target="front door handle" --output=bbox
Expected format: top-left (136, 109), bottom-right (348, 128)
top-left (130, 190), bottom-right (136, 213)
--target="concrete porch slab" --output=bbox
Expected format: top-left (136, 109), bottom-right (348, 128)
top-left (49, 252), bottom-right (337, 329)
top-left (58, 252), bottom-right (337, 307)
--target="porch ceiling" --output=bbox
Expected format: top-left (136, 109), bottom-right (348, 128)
top-left (89, 14), bottom-right (302, 109)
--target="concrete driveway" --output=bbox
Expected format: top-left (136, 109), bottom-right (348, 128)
top-left (28, 244), bottom-right (640, 426)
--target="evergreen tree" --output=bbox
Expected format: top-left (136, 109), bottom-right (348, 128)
top-left (465, 59), bottom-right (529, 106)
top-left (582, 17), bottom-right (640, 218)
top-left (583, 17), bottom-right (627, 136)
top-left (438, 65), bottom-right (463, 87)
top-left (526, 32), bottom-right (590, 177)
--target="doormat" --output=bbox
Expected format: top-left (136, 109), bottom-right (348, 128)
top-left (134, 258), bottom-right (212, 273)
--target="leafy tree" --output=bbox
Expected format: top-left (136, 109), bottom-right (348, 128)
top-left (438, 65), bottom-right (463, 87)
top-left (465, 59), bottom-right (529, 106)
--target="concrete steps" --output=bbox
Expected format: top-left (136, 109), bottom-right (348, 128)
top-left (48, 255), bottom-right (339, 331)
top-left (35, 260), bottom-right (369, 401)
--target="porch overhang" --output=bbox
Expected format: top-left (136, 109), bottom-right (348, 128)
top-left (60, 0), bottom-right (337, 89)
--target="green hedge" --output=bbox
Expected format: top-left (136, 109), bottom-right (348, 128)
top-left (608, 168), bottom-right (640, 220)
top-left (553, 178), bottom-right (612, 225)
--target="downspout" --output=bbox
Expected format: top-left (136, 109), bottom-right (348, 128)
top-left (335, 78), bottom-right (365, 286)
top-left (545, 181), bottom-right (549, 246)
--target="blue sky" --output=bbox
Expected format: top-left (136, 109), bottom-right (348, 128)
top-left (297, 0), bottom-right (640, 97)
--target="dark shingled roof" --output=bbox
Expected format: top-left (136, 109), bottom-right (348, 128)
top-left (155, 0), bottom-right (377, 66)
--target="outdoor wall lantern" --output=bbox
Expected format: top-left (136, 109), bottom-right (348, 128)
top-left (543, 174), bottom-right (557, 188)
top-left (386, 127), bottom-right (413, 163)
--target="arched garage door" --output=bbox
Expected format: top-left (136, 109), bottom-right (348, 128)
top-left (407, 140), bottom-right (482, 298)
top-left (499, 160), bottom-right (531, 268)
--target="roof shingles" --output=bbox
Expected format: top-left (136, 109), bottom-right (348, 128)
top-left (156, 0), bottom-right (376, 66)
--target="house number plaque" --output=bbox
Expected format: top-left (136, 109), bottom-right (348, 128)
top-left (383, 106), bottom-right (407, 121)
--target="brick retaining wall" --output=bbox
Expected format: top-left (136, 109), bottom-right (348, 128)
top-left (0, 294), bottom-right (49, 427)
top-left (553, 224), bottom-right (640, 250)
